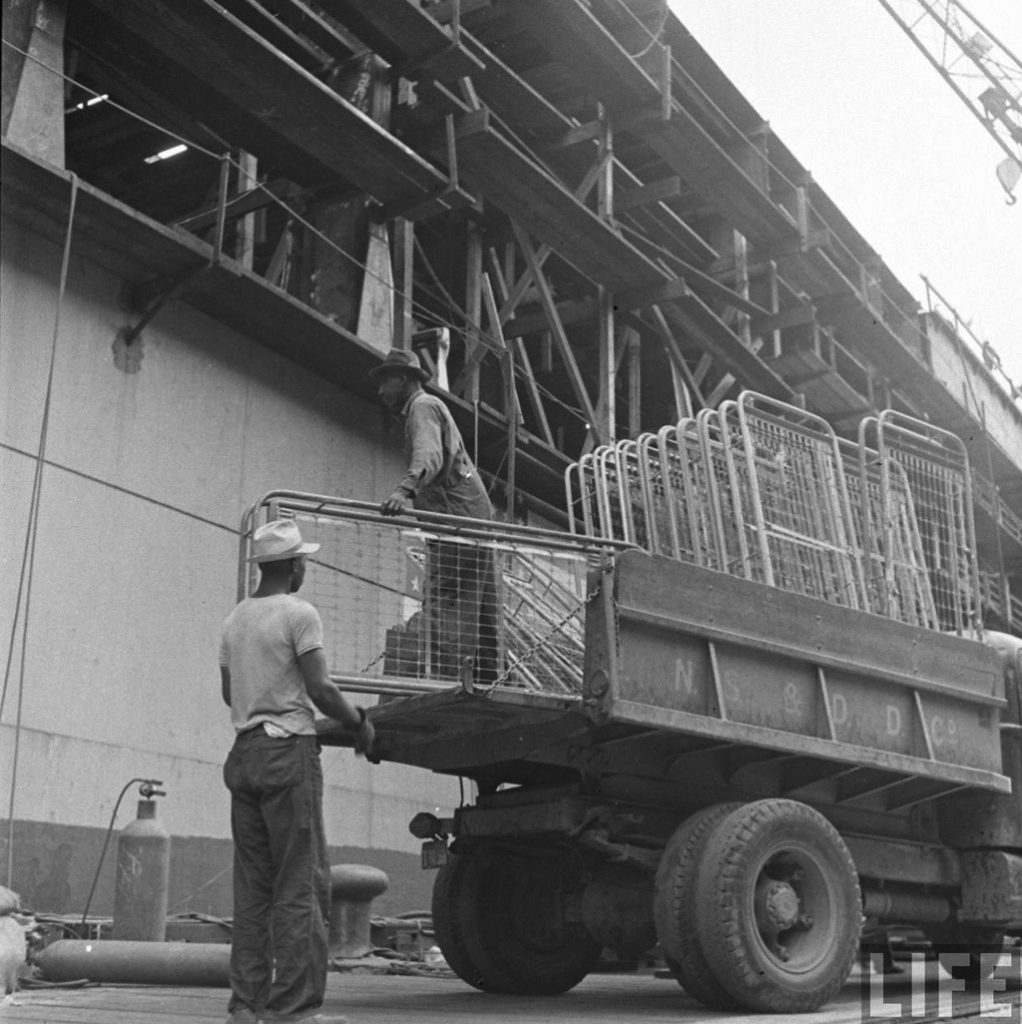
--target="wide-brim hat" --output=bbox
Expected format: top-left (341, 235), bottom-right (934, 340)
top-left (248, 519), bottom-right (320, 563)
top-left (368, 348), bottom-right (431, 383)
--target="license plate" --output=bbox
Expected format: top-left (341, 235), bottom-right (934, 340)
top-left (421, 838), bottom-right (449, 869)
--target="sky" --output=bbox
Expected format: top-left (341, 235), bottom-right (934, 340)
top-left (670, 0), bottom-right (1022, 398)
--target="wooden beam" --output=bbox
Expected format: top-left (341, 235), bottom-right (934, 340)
top-left (264, 218), bottom-right (294, 289)
top-left (480, 272), bottom-right (522, 426)
top-left (483, 272), bottom-right (518, 514)
top-left (751, 303), bottom-right (817, 337)
top-left (541, 121), bottom-right (601, 152)
top-left (596, 286), bottom-right (615, 442)
top-left (649, 304), bottom-right (706, 408)
top-left (452, 244), bottom-right (520, 396)
top-left (691, 353), bottom-right (713, 389)
top-left (485, 256), bottom-right (555, 447)
top-left (255, 0), bottom-right (359, 59)
top-left (616, 175), bottom-right (683, 212)
top-left (705, 372), bottom-right (737, 408)
top-left (597, 103), bottom-right (613, 220)
top-left (174, 178), bottom-right (299, 233)
top-left (496, 151), bottom-right (611, 324)
top-left (429, 0), bottom-right (493, 24)
top-left (235, 151), bottom-right (258, 270)
top-left (87, 0), bottom-right (474, 211)
top-left (452, 108), bottom-right (665, 290)
top-left (657, 292), bottom-right (792, 401)
top-left (218, 0), bottom-right (330, 70)
top-left (393, 218), bottom-right (414, 349)
top-left (315, 0), bottom-right (482, 80)
top-left (504, 297), bottom-right (597, 339)
top-left (514, 224), bottom-right (603, 446)
top-left (516, 0), bottom-right (800, 249)
top-left (619, 266), bottom-right (769, 319)
top-left (461, 220), bottom-right (483, 402)
top-left (626, 327), bottom-right (642, 437)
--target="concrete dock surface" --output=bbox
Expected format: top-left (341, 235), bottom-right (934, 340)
top-left (3, 960), bottom-right (1020, 1024)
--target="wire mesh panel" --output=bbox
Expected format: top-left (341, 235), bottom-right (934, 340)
top-left (500, 546), bottom-right (590, 694)
top-left (701, 402), bottom-right (754, 578)
top-left (872, 411), bottom-right (980, 634)
top-left (650, 425), bottom-right (685, 561)
top-left (730, 393), bottom-right (866, 608)
top-left (838, 437), bottom-right (885, 617)
top-left (564, 461), bottom-right (585, 536)
top-left (594, 445), bottom-right (627, 543)
top-left (637, 431), bottom-right (675, 557)
top-left (615, 438), bottom-right (646, 547)
top-left (564, 391), bottom-right (979, 637)
top-left (574, 453), bottom-right (601, 537)
top-left (241, 495), bottom-right (614, 696)
top-left (673, 418), bottom-right (722, 569)
top-left (850, 427), bottom-right (938, 629)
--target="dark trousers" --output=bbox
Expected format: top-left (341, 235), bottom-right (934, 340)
top-left (427, 539), bottom-right (499, 685)
top-left (223, 730), bottom-right (330, 1018)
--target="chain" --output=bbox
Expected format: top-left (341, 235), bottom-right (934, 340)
top-left (479, 567), bottom-right (607, 695)
top-left (360, 651), bottom-right (386, 673)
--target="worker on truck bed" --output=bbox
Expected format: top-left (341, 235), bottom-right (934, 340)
top-left (219, 518), bottom-right (375, 1024)
top-left (371, 347), bottom-right (498, 685)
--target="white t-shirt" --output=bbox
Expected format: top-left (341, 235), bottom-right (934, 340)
top-left (219, 594), bottom-right (324, 735)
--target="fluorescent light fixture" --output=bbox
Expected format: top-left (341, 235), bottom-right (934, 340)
top-left (66, 93), bottom-right (108, 113)
top-left (144, 143), bottom-right (188, 165)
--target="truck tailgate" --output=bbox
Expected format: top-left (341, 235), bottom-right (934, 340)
top-left (584, 551), bottom-right (1009, 796)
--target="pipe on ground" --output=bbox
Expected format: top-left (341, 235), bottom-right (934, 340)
top-left (33, 939), bottom-right (230, 986)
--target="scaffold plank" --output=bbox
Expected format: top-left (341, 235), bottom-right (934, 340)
top-left (516, 0), bottom-right (800, 249)
top-left (658, 294), bottom-right (792, 401)
top-left (454, 109), bottom-right (667, 290)
top-left (83, 0), bottom-right (473, 212)
top-left (315, 0), bottom-right (482, 80)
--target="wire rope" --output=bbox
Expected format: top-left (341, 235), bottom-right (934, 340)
top-left (2, 174), bottom-right (78, 887)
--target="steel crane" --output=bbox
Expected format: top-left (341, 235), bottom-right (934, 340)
top-left (873, 0), bottom-right (1022, 202)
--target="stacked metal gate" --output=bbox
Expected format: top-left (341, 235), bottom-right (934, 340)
top-left (239, 495), bottom-right (615, 696)
top-left (566, 392), bottom-right (980, 634)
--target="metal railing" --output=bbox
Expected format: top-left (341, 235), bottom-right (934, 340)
top-left (239, 494), bottom-right (627, 698)
top-left (567, 391), bottom-right (982, 635)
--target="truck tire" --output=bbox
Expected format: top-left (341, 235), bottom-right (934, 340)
top-left (694, 799), bottom-right (861, 1013)
top-left (431, 853), bottom-right (491, 991)
top-left (457, 843), bottom-right (601, 994)
top-left (653, 803), bottom-right (743, 1010)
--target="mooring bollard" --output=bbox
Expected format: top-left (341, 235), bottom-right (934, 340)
top-left (328, 864), bottom-right (389, 958)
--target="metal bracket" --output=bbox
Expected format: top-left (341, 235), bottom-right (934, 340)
top-left (120, 263), bottom-right (207, 348)
top-left (460, 655), bottom-right (475, 694)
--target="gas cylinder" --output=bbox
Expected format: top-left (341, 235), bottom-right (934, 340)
top-left (112, 799), bottom-right (170, 941)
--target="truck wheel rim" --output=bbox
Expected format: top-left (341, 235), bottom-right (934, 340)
top-left (747, 840), bottom-right (837, 975)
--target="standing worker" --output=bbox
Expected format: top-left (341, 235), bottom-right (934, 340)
top-left (370, 347), bottom-right (498, 684)
top-left (219, 519), bottom-right (375, 1024)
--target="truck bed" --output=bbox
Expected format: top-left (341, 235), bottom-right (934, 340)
top-left (339, 550), bottom-right (1009, 804)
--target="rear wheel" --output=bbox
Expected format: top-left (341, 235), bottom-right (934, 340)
top-left (653, 803), bottom-right (743, 1010)
top-left (433, 843), bottom-right (600, 994)
top-left (431, 853), bottom-right (490, 990)
top-left (694, 799), bottom-right (862, 1013)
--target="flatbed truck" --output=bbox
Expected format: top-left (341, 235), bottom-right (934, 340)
top-left (241, 492), bottom-right (1022, 1013)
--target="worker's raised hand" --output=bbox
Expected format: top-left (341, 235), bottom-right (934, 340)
top-left (380, 488), bottom-right (412, 516)
top-left (354, 706), bottom-right (376, 758)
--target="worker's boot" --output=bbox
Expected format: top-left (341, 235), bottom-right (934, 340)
top-left (261, 1014), bottom-right (349, 1024)
top-left (225, 1008), bottom-right (260, 1024)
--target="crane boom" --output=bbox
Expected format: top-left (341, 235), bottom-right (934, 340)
top-left (873, 0), bottom-right (1022, 199)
